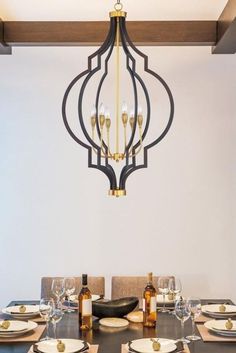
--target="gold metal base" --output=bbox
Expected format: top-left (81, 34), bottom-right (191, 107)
top-left (109, 11), bottom-right (127, 18)
top-left (109, 189), bottom-right (126, 197)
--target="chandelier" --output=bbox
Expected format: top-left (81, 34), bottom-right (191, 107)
top-left (62, 1), bottom-right (174, 197)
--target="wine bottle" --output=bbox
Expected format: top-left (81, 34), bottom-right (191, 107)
top-left (143, 272), bottom-right (157, 327)
top-left (79, 274), bottom-right (92, 330)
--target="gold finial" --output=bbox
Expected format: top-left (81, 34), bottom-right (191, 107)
top-left (109, 189), bottom-right (126, 197)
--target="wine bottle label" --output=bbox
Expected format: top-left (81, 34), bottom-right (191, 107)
top-left (150, 296), bottom-right (157, 313)
top-left (82, 299), bottom-right (92, 315)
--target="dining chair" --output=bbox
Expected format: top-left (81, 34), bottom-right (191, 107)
top-left (41, 276), bottom-right (105, 298)
top-left (111, 276), bottom-right (175, 306)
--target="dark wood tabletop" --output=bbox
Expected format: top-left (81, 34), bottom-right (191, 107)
top-left (0, 300), bottom-right (236, 353)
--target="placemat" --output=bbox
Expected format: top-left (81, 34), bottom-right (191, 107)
top-left (27, 344), bottom-right (99, 353)
top-left (194, 314), bottom-right (211, 323)
top-left (197, 324), bottom-right (236, 342)
top-left (0, 325), bottom-right (45, 343)
top-left (121, 343), bottom-right (190, 353)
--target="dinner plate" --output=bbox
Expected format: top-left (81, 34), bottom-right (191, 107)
top-left (0, 320), bottom-right (28, 333)
top-left (126, 338), bottom-right (176, 353)
top-left (99, 317), bottom-right (129, 328)
top-left (32, 339), bottom-right (89, 353)
top-left (205, 320), bottom-right (236, 337)
top-left (69, 294), bottom-right (100, 303)
top-left (202, 305), bottom-right (236, 319)
top-left (2, 305), bottom-right (40, 319)
top-left (0, 321), bottom-right (37, 338)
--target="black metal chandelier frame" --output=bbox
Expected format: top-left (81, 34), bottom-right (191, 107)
top-left (62, 4), bottom-right (174, 197)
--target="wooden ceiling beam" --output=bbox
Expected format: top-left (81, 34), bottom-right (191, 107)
top-left (213, 0), bottom-right (236, 54)
top-left (2, 21), bottom-right (216, 49)
top-left (0, 19), bottom-right (11, 54)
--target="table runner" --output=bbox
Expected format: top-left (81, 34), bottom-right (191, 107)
top-left (121, 343), bottom-right (190, 353)
top-left (197, 324), bottom-right (236, 342)
top-left (27, 344), bottom-right (99, 353)
top-left (0, 325), bottom-right (45, 343)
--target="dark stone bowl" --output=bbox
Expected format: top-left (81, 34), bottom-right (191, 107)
top-left (92, 296), bottom-right (139, 318)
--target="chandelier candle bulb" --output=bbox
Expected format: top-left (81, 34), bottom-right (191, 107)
top-left (62, 0), bottom-right (174, 196)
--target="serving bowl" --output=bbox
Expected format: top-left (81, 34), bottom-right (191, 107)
top-left (92, 297), bottom-right (139, 318)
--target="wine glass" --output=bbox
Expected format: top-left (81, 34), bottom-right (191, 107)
top-left (39, 298), bottom-right (53, 340)
top-left (157, 277), bottom-right (170, 312)
top-left (168, 278), bottom-right (182, 314)
top-left (51, 278), bottom-right (65, 304)
top-left (50, 301), bottom-right (64, 339)
top-left (175, 297), bottom-right (191, 344)
top-left (186, 297), bottom-right (201, 341)
top-left (64, 277), bottom-right (76, 313)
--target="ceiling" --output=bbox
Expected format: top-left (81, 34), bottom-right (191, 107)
top-left (0, 0), bottom-right (228, 21)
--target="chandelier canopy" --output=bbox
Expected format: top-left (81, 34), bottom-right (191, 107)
top-left (62, 1), bottom-right (174, 197)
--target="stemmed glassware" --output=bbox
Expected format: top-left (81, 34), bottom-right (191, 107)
top-left (175, 297), bottom-right (191, 344)
top-left (50, 301), bottom-right (64, 339)
top-left (168, 278), bottom-right (182, 314)
top-left (186, 297), bottom-right (201, 341)
top-left (51, 278), bottom-right (65, 305)
top-left (157, 277), bottom-right (170, 312)
top-left (39, 298), bottom-right (53, 340)
top-left (64, 277), bottom-right (76, 313)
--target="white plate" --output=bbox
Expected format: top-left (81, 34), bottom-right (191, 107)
top-left (2, 305), bottom-right (40, 319)
top-left (126, 338), bottom-right (176, 353)
top-left (33, 339), bottom-right (89, 353)
top-left (99, 317), bottom-right (129, 328)
top-left (0, 320), bottom-right (28, 333)
top-left (0, 321), bottom-right (37, 338)
top-left (202, 305), bottom-right (236, 314)
top-left (205, 320), bottom-right (236, 337)
top-left (69, 294), bottom-right (100, 303)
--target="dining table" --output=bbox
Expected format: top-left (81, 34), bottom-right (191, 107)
top-left (0, 299), bottom-right (236, 353)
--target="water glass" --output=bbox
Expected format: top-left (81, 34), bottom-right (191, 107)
top-left (39, 298), bottom-right (53, 340)
top-left (64, 277), bottom-right (76, 313)
top-left (186, 297), bottom-right (201, 341)
top-left (157, 277), bottom-right (170, 312)
top-left (175, 297), bottom-right (191, 344)
top-left (51, 278), bottom-right (65, 304)
top-left (50, 301), bottom-right (64, 339)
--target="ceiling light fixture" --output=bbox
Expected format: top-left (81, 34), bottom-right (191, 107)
top-left (62, 1), bottom-right (174, 197)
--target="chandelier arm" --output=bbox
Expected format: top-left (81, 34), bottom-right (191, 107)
top-left (62, 18), bottom-right (117, 190)
top-left (95, 19), bottom-right (117, 163)
top-left (119, 18), bottom-right (138, 154)
top-left (77, 20), bottom-right (116, 153)
top-left (121, 20), bottom-right (175, 150)
top-left (120, 19), bottom-right (151, 151)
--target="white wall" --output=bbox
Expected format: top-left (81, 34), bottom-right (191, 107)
top-left (0, 0), bottom-right (235, 307)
